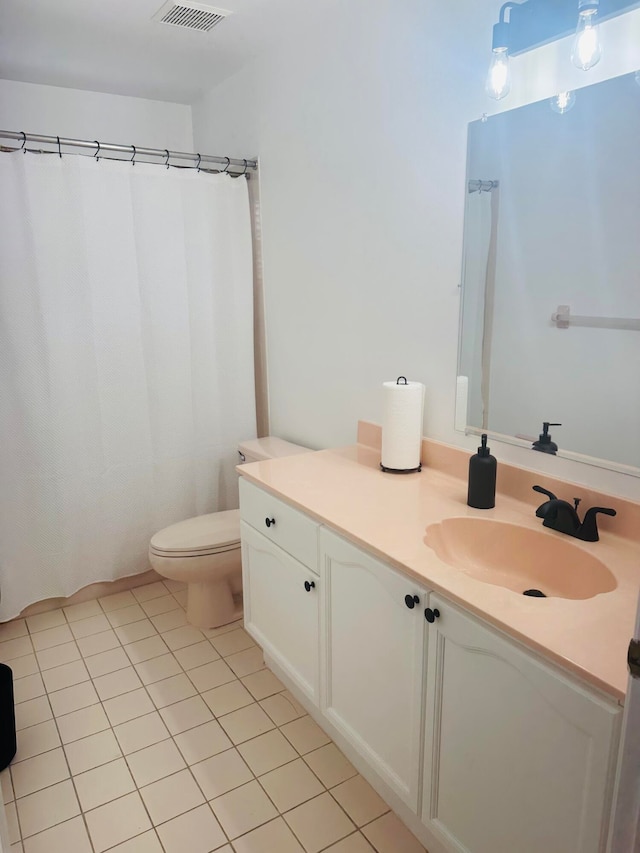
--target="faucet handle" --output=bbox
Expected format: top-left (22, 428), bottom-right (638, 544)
top-left (578, 506), bottom-right (617, 542)
top-left (532, 485), bottom-right (557, 502)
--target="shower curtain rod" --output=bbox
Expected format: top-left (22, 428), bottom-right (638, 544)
top-left (0, 129), bottom-right (257, 173)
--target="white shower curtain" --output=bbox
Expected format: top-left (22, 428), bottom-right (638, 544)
top-left (0, 151), bottom-right (256, 621)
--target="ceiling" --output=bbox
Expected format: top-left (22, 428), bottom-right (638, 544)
top-left (0, 0), bottom-right (321, 104)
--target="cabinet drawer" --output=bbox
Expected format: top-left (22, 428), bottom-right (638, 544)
top-left (239, 478), bottom-right (319, 572)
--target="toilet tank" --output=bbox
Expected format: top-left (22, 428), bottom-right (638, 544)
top-left (238, 436), bottom-right (313, 465)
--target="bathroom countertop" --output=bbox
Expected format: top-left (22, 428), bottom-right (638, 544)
top-left (238, 431), bottom-right (640, 703)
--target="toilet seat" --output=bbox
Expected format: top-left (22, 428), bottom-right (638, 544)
top-left (149, 509), bottom-right (240, 559)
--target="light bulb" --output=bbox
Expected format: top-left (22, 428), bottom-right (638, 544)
top-left (572, 1), bottom-right (601, 71)
top-left (550, 91), bottom-right (576, 114)
top-left (486, 48), bottom-right (511, 100)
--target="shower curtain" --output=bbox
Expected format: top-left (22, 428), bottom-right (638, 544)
top-left (0, 151), bottom-right (256, 621)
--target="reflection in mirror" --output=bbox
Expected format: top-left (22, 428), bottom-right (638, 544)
top-left (457, 71), bottom-right (640, 474)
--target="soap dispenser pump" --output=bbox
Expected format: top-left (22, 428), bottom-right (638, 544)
top-left (532, 422), bottom-right (561, 455)
top-left (467, 434), bottom-right (496, 510)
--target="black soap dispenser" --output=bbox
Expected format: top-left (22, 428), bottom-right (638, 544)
top-left (467, 434), bottom-right (496, 509)
top-left (532, 422), bottom-right (561, 455)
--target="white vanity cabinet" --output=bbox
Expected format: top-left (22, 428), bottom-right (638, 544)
top-left (421, 594), bottom-right (621, 853)
top-left (239, 479), bottom-right (320, 703)
top-left (319, 528), bottom-right (427, 811)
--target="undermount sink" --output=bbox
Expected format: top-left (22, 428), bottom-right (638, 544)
top-left (424, 517), bottom-right (617, 600)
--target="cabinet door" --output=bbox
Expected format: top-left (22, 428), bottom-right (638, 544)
top-left (241, 522), bottom-right (319, 703)
top-left (422, 594), bottom-right (621, 853)
top-left (320, 528), bottom-right (426, 811)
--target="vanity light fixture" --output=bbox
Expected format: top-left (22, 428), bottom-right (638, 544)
top-left (572, 0), bottom-right (602, 69)
top-left (486, 3), bottom-right (516, 100)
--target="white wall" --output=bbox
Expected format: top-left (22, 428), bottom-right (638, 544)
top-left (0, 79), bottom-right (193, 151)
top-left (192, 0), bottom-right (640, 500)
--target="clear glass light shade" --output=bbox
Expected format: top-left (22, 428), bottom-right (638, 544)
top-left (572, 9), bottom-right (602, 70)
top-left (550, 91), bottom-right (576, 114)
top-left (486, 48), bottom-right (511, 100)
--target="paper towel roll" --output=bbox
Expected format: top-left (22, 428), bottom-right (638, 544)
top-left (381, 377), bottom-right (425, 472)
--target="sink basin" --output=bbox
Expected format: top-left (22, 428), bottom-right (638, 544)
top-left (424, 517), bottom-right (617, 599)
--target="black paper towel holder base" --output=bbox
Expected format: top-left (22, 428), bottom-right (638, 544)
top-left (380, 463), bottom-right (422, 474)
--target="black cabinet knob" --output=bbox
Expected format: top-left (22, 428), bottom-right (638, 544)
top-left (404, 594), bottom-right (420, 609)
top-left (424, 607), bottom-right (441, 623)
top-left (265, 517), bottom-right (275, 528)
top-left (304, 580), bottom-right (316, 592)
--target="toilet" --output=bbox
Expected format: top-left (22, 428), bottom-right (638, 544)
top-left (148, 437), bottom-right (312, 629)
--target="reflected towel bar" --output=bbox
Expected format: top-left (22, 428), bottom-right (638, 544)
top-left (551, 305), bottom-right (640, 332)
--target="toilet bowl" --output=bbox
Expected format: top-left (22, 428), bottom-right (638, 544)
top-left (149, 437), bottom-right (312, 628)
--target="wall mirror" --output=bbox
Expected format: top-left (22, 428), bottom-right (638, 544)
top-left (457, 70), bottom-right (640, 476)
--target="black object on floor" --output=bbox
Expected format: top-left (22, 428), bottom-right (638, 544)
top-left (0, 663), bottom-right (17, 770)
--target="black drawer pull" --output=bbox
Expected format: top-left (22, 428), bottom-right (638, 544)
top-left (404, 594), bottom-right (420, 609)
top-left (265, 517), bottom-right (275, 528)
top-left (304, 580), bottom-right (316, 592)
top-left (424, 607), bottom-right (441, 623)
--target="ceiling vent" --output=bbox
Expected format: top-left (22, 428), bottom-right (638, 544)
top-left (153, 1), bottom-right (231, 33)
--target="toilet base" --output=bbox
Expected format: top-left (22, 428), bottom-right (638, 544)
top-left (186, 579), bottom-right (243, 629)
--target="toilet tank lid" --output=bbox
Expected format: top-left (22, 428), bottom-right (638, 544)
top-left (238, 436), bottom-right (313, 462)
top-left (150, 509), bottom-right (240, 554)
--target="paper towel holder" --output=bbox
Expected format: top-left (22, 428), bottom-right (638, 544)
top-left (380, 377), bottom-right (423, 474)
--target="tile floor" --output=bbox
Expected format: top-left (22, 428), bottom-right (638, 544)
top-left (0, 580), bottom-right (427, 853)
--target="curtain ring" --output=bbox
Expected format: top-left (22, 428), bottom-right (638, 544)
top-left (94, 140), bottom-right (100, 161)
top-left (196, 153), bottom-right (201, 172)
top-left (241, 159), bottom-right (248, 175)
top-left (222, 156), bottom-right (231, 174)
top-left (165, 149), bottom-right (170, 169)
top-left (130, 145), bottom-right (136, 166)
top-left (56, 136), bottom-right (62, 158)
top-left (20, 131), bottom-right (27, 151)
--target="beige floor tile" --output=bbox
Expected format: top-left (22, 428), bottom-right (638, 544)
top-left (75, 758), bottom-right (136, 811)
top-left (202, 680), bottom-right (255, 718)
top-left (114, 620), bottom-right (157, 645)
top-left (30, 624), bottom-right (74, 651)
top-left (93, 666), bottom-right (143, 701)
top-left (48, 681), bottom-right (99, 717)
top-left (14, 719), bottom-right (60, 762)
top-left (63, 600), bottom-right (102, 623)
top-left (26, 610), bottom-right (66, 634)
top-left (210, 628), bottom-right (256, 658)
top-left (149, 608), bottom-right (188, 633)
top-left (171, 589), bottom-right (188, 607)
top-left (64, 729), bottom-right (122, 775)
top-left (56, 703), bottom-right (110, 744)
top-left (156, 803), bottom-right (227, 853)
top-left (141, 595), bottom-right (181, 617)
top-left (16, 779), bottom-right (80, 838)
top-left (123, 635), bottom-right (168, 665)
top-left (281, 716), bottom-right (331, 755)
top-left (159, 695), bottom-right (213, 735)
top-left (173, 720), bottom-right (233, 765)
top-left (13, 674), bottom-right (45, 704)
top-left (11, 746), bottom-right (69, 797)
top-left (114, 711), bottom-right (170, 754)
top-left (6, 801), bottom-right (19, 844)
top-left (241, 669), bottom-right (286, 701)
top-left (218, 703), bottom-right (275, 745)
top-left (140, 768), bottom-right (205, 824)
top-left (162, 579), bottom-right (186, 594)
top-left (232, 817), bottom-right (305, 853)
top-left (103, 687), bottom-right (155, 726)
top-left (22, 815), bottom-right (92, 853)
top-left (35, 642), bottom-right (81, 671)
top-left (331, 776), bottom-right (389, 827)
top-left (41, 660), bottom-right (89, 693)
top-left (8, 654), bottom-right (39, 680)
top-left (225, 646), bottom-right (265, 678)
top-left (132, 582), bottom-right (168, 602)
top-left (84, 647), bottom-right (130, 678)
top-left (1, 768), bottom-right (13, 804)
top-left (69, 614), bottom-right (111, 639)
top-left (0, 636), bottom-right (34, 660)
top-left (98, 590), bottom-right (137, 612)
top-left (173, 640), bottom-right (220, 671)
top-left (210, 780), bottom-right (278, 839)
top-left (304, 743), bottom-right (357, 788)
top-left (107, 829), bottom-right (164, 852)
top-left (259, 757), bottom-right (325, 813)
top-left (126, 738), bottom-right (186, 787)
top-left (161, 625), bottom-right (206, 651)
top-left (85, 791), bottom-right (152, 852)
top-left (134, 653), bottom-right (182, 685)
top-left (191, 748), bottom-right (253, 799)
top-left (284, 791), bottom-right (355, 853)
top-left (361, 812), bottom-right (426, 853)
top-left (15, 696), bottom-right (52, 731)
top-left (187, 658), bottom-right (236, 693)
top-left (146, 672), bottom-right (197, 708)
top-left (238, 729), bottom-right (298, 776)
top-left (0, 619), bottom-right (27, 641)
top-left (76, 629), bottom-right (120, 657)
top-left (324, 833), bottom-right (376, 852)
top-left (106, 604), bottom-right (147, 628)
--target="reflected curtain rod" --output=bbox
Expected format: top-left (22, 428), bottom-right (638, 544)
top-left (0, 130), bottom-right (257, 173)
